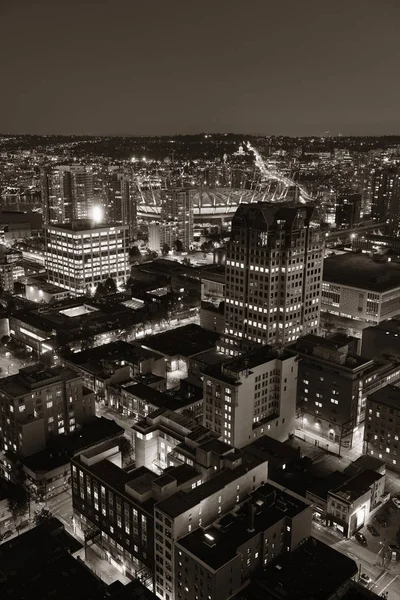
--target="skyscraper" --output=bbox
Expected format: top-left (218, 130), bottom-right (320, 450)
top-left (41, 165), bottom-right (107, 225)
top-left (370, 166), bottom-right (400, 223)
top-left (106, 170), bottom-right (137, 238)
top-left (160, 189), bottom-right (194, 250)
top-left (220, 203), bottom-right (323, 355)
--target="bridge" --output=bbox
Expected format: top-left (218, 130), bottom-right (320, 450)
top-left (324, 223), bottom-right (387, 245)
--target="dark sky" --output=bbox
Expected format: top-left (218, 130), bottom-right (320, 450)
top-left (1, 0), bottom-right (399, 136)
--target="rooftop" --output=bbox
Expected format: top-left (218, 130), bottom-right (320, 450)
top-left (0, 518), bottom-right (108, 600)
top-left (22, 417), bottom-right (123, 473)
top-left (0, 364), bottom-right (80, 398)
top-left (177, 481), bottom-right (310, 570)
top-left (323, 252), bottom-right (400, 292)
top-left (367, 384), bottom-right (400, 410)
top-left (141, 324), bottom-right (219, 358)
top-left (203, 345), bottom-right (293, 383)
top-left (66, 341), bottom-right (160, 375)
top-left (46, 220), bottom-right (127, 232)
top-left (331, 468), bottom-right (382, 503)
top-left (155, 449), bottom-right (266, 518)
top-left (244, 536), bottom-right (358, 600)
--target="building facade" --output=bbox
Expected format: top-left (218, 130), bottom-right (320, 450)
top-left (160, 189), bottom-right (194, 250)
top-left (364, 385), bottom-right (400, 471)
top-left (202, 346), bottom-right (298, 448)
top-left (45, 221), bottom-right (130, 295)
top-left (291, 333), bottom-right (400, 452)
top-left (220, 203), bottom-right (323, 354)
top-left (0, 364), bottom-right (95, 458)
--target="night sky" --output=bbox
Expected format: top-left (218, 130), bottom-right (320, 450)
top-left (1, 0), bottom-right (399, 136)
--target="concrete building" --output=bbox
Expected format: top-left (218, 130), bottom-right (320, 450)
top-left (41, 165), bottom-right (107, 225)
top-left (290, 333), bottom-right (400, 452)
top-left (221, 203), bottom-right (323, 354)
top-left (44, 221), bottom-right (130, 295)
top-left (25, 278), bottom-right (70, 303)
top-left (362, 318), bottom-right (400, 360)
top-left (106, 171), bottom-right (137, 238)
top-left (322, 253), bottom-right (400, 327)
top-left (202, 346), bottom-right (298, 448)
top-left (335, 192), bottom-right (361, 228)
top-left (160, 189), bottom-right (194, 250)
top-left (370, 166), bottom-right (400, 224)
top-left (326, 468), bottom-right (385, 537)
top-left (364, 385), bottom-right (400, 471)
top-left (0, 364), bottom-right (95, 458)
top-left (71, 435), bottom-right (269, 598)
top-left (175, 481), bottom-right (312, 600)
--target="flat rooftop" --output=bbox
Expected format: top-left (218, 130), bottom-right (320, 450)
top-left (367, 384), bottom-right (400, 410)
top-left (66, 341), bottom-right (160, 375)
top-left (331, 468), bottom-right (382, 503)
top-left (46, 220), bottom-right (126, 232)
top-left (177, 481), bottom-right (309, 570)
top-left (22, 417), bottom-right (123, 473)
top-left (203, 345), bottom-right (293, 383)
top-left (323, 252), bottom-right (400, 292)
top-left (252, 536), bottom-right (358, 600)
top-left (142, 324), bottom-right (219, 358)
top-left (0, 518), bottom-right (108, 600)
top-left (0, 364), bottom-right (79, 398)
top-left (156, 450), bottom-right (266, 519)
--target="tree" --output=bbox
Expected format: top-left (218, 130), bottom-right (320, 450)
top-left (34, 508), bottom-right (53, 526)
top-left (104, 277), bottom-right (117, 295)
top-left (7, 485), bottom-right (30, 522)
top-left (182, 257), bottom-right (192, 267)
top-left (118, 436), bottom-right (133, 464)
top-left (94, 281), bottom-right (106, 298)
top-left (174, 239), bottom-right (183, 253)
top-left (162, 243), bottom-right (171, 256)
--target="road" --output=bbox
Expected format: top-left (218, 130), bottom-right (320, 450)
top-left (0, 350), bottom-right (35, 378)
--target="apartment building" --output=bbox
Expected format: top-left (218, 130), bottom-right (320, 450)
top-left (202, 345), bottom-right (298, 448)
top-left (0, 364), bottom-right (95, 458)
top-left (290, 333), bottom-right (400, 451)
top-left (364, 385), bottom-right (400, 472)
top-left (174, 482), bottom-right (312, 600)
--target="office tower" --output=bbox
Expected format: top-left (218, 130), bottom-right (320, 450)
top-left (106, 171), bottom-right (137, 238)
top-left (370, 166), bottom-right (400, 223)
top-left (160, 189), bottom-right (194, 250)
top-left (202, 345), bottom-right (298, 447)
top-left (41, 165), bottom-right (107, 225)
top-left (335, 192), bottom-right (361, 228)
top-left (220, 203), bottom-right (323, 355)
top-left (0, 364), bottom-right (95, 458)
top-left (45, 221), bottom-right (130, 295)
top-left (290, 333), bottom-right (400, 453)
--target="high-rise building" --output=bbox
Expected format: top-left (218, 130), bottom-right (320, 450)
top-left (202, 346), bottom-right (298, 447)
top-left (335, 192), bottom-right (361, 228)
top-left (106, 171), bottom-right (137, 238)
top-left (0, 364), bottom-right (95, 458)
top-left (45, 221), bottom-right (130, 295)
top-left (370, 166), bottom-right (400, 223)
top-left (160, 189), bottom-right (194, 250)
top-left (41, 165), bottom-right (108, 225)
top-left (220, 203), bottom-right (323, 355)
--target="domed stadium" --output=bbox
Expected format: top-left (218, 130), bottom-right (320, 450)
top-left (136, 187), bottom-right (268, 223)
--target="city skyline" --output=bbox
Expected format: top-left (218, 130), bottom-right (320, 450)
top-left (1, 0), bottom-right (400, 136)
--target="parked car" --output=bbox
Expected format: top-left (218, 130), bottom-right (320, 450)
top-left (376, 515), bottom-right (388, 527)
top-left (367, 524), bottom-right (379, 536)
top-left (392, 498), bottom-right (400, 509)
top-left (0, 529), bottom-right (13, 541)
top-left (359, 573), bottom-right (371, 586)
top-left (355, 532), bottom-right (368, 545)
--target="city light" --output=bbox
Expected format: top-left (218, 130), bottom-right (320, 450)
top-left (91, 204), bottom-right (104, 224)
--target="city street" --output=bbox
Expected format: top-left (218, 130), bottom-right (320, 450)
top-left (0, 348), bottom-right (35, 377)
